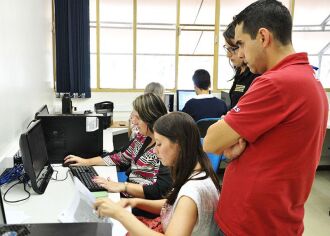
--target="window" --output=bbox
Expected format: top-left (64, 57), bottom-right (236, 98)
top-left (136, 0), bottom-right (176, 89)
top-left (292, 0), bottom-right (330, 88)
top-left (89, 0), bottom-right (330, 91)
top-left (178, 0), bottom-right (215, 89)
top-left (99, 0), bottom-right (133, 89)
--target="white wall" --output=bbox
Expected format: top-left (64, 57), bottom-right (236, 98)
top-left (0, 0), bottom-right (54, 162)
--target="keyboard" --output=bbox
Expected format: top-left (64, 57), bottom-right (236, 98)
top-left (69, 166), bottom-right (107, 192)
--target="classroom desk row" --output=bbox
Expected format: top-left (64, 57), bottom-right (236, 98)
top-left (1, 165), bottom-right (127, 235)
top-left (1, 126), bottom-right (129, 235)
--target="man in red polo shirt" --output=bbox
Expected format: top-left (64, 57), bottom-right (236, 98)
top-left (203, 0), bottom-right (329, 235)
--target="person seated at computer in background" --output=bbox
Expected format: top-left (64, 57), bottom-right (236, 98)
top-left (128, 82), bottom-right (165, 140)
top-left (223, 22), bottom-right (258, 109)
top-left (144, 82), bottom-right (165, 100)
top-left (182, 69), bottom-right (227, 122)
top-left (64, 93), bottom-right (172, 218)
top-left (94, 112), bottom-right (220, 235)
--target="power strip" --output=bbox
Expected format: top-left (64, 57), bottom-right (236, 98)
top-left (0, 164), bottom-right (24, 185)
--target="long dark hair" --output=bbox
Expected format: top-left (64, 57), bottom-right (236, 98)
top-left (153, 112), bottom-right (220, 205)
top-left (223, 22), bottom-right (251, 81)
top-left (223, 22), bottom-right (243, 80)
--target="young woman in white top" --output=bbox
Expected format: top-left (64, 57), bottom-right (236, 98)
top-left (94, 112), bottom-right (220, 236)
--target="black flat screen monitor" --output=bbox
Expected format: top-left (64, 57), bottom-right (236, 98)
top-left (37, 114), bottom-right (103, 163)
top-left (220, 91), bottom-right (231, 110)
top-left (176, 90), bottom-right (196, 111)
top-left (164, 93), bottom-right (174, 112)
top-left (19, 120), bottom-right (53, 194)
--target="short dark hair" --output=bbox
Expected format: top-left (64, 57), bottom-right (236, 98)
top-left (192, 69), bottom-right (210, 90)
top-left (233, 0), bottom-right (292, 45)
top-left (133, 93), bottom-right (167, 133)
top-left (153, 112), bottom-right (220, 205)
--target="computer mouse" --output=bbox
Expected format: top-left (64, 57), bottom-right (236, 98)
top-left (62, 161), bottom-right (76, 167)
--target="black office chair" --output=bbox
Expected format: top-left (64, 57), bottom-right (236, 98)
top-left (196, 117), bottom-right (220, 138)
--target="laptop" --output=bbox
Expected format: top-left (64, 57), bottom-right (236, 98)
top-left (0, 189), bottom-right (112, 236)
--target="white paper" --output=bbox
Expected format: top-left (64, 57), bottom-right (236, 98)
top-left (58, 177), bottom-right (111, 224)
top-left (86, 117), bottom-right (99, 132)
top-left (5, 209), bottom-right (30, 224)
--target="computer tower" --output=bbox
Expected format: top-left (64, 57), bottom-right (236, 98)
top-left (37, 114), bottom-right (103, 163)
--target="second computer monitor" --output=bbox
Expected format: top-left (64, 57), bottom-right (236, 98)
top-left (176, 90), bottom-right (196, 111)
top-left (19, 120), bottom-right (53, 194)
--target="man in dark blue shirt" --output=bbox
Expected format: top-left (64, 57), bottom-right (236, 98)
top-left (182, 69), bottom-right (227, 122)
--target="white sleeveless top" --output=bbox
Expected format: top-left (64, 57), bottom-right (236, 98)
top-left (160, 172), bottom-right (219, 236)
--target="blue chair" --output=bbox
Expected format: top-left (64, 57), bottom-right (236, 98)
top-left (117, 171), bottom-right (128, 182)
top-left (200, 138), bottom-right (226, 171)
top-left (197, 118), bottom-right (227, 171)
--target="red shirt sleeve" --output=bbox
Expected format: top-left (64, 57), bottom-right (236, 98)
top-left (224, 76), bottom-right (287, 143)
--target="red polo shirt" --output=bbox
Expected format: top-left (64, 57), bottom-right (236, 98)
top-left (216, 53), bottom-right (328, 235)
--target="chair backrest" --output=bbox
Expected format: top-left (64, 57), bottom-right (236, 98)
top-left (196, 118), bottom-right (220, 138)
top-left (117, 171), bottom-right (128, 183)
top-left (200, 137), bottom-right (225, 171)
top-left (206, 152), bottom-right (222, 171)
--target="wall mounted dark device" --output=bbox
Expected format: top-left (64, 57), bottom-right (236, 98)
top-left (94, 101), bottom-right (114, 129)
top-left (19, 120), bottom-right (53, 194)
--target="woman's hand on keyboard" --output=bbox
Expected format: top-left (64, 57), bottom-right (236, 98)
top-left (64, 155), bottom-right (89, 166)
top-left (93, 176), bottom-right (125, 193)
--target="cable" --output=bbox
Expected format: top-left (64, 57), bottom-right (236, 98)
top-left (51, 169), bottom-right (69, 181)
top-left (3, 174), bottom-right (31, 203)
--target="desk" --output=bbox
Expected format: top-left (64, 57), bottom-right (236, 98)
top-left (1, 166), bottom-right (127, 235)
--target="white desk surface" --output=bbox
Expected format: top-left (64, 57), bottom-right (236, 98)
top-left (1, 166), bottom-right (127, 235)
